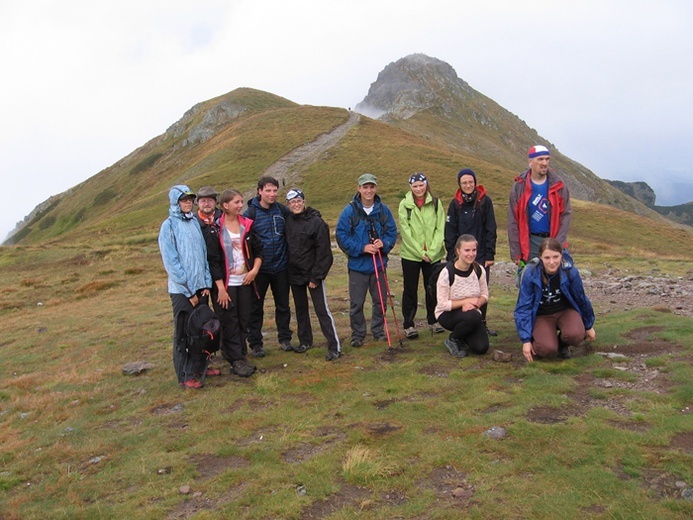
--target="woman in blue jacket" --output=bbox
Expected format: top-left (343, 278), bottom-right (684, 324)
top-left (514, 238), bottom-right (596, 362)
top-left (158, 185), bottom-right (213, 388)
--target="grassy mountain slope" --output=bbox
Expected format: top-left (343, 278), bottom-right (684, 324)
top-left (5, 86), bottom-right (692, 261)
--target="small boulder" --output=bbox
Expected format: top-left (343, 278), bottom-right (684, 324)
top-left (122, 361), bottom-right (155, 375)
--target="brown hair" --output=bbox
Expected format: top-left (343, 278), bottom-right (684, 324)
top-left (219, 188), bottom-right (243, 207)
top-left (539, 237), bottom-right (562, 256)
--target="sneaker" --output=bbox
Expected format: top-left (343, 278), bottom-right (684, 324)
top-left (279, 342), bottom-right (294, 352)
top-left (404, 327), bottom-right (419, 339)
top-left (293, 344), bottom-right (312, 353)
top-left (350, 338), bottom-right (363, 348)
top-left (430, 322), bottom-right (445, 334)
top-left (206, 367), bottom-right (222, 377)
top-left (251, 345), bottom-right (265, 358)
top-left (182, 379), bottom-right (204, 389)
top-left (484, 323), bottom-right (498, 337)
top-left (232, 359), bottom-right (256, 377)
top-left (326, 351), bottom-right (341, 361)
top-left (444, 335), bottom-right (467, 358)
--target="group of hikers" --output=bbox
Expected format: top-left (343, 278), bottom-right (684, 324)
top-left (159, 144), bottom-right (597, 389)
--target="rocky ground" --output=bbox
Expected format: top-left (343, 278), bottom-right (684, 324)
top-left (491, 260), bottom-right (693, 319)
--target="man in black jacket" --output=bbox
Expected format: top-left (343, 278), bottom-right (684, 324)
top-left (284, 188), bottom-right (342, 361)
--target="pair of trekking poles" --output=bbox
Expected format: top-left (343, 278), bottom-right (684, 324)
top-left (369, 223), bottom-right (404, 351)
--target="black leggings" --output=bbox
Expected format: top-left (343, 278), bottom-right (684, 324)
top-left (437, 308), bottom-right (489, 354)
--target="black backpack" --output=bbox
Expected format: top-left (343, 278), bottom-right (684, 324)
top-left (426, 261), bottom-right (482, 310)
top-left (185, 304), bottom-right (221, 358)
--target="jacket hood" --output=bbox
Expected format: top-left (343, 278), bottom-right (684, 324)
top-left (454, 185), bottom-right (487, 205)
top-left (168, 184), bottom-right (195, 219)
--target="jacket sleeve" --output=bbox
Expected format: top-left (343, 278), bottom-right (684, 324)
top-left (569, 268), bottom-right (595, 330)
top-left (507, 183), bottom-right (522, 261)
top-left (311, 218), bottom-right (334, 282)
top-left (556, 186), bottom-right (572, 247)
top-left (203, 226), bottom-right (226, 284)
top-left (249, 227), bottom-right (264, 263)
top-left (431, 199), bottom-right (447, 262)
top-left (484, 197), bottom-right (497, 262)
top-left (335, 204), bottom-right (365, 257)
top-left (380, 205), bottom-right (398, 254)
top-left (513, 266), bottom-right (537, 343)
top-left (158, 219), bottom-right (193, 297)
top-left (444, 200), bottom-right (458, 261)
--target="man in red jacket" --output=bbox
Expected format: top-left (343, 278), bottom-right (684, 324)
top-left (507, 145), bottom-right (572, 266)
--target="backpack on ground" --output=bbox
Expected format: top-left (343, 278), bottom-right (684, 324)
top-left (426, 261), bottom-right (482, 310)
top-left (185, 304), bottom-right (221, 358)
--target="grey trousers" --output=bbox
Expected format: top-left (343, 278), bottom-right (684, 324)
top-left (348, 269), bottom-right (387, 341)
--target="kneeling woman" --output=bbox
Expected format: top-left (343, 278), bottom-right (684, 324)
top-left (434, 234), bottom-right (489, 358)
top-left (514, 238), bottom-right (596, 362)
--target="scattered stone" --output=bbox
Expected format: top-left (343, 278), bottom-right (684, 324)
top-left (599, 380), bottom-right (614, 388)
top-left (37, 327), bottom-right (48, 333)
top-left (491, 350), bottom-right (512, 363)
top-left (675, 481), bottom-right (687, 488)
top-left (179, 485), bottom-right (191, 495)
top-left (37, 302), bottom-right (44, 306)
top-left (597, 352), bottom-right (629, 361)
top-left (682, 488), bottom-right (693, 501)
top-left (157, 467), bottom-right (172, 475)
top-left (122, 361), bottom-right (155, 375)
top-left (19, 412), bottom-right (30, 419)
top-left (483, 426), bottom-right (507, 439)
top-left (452, 487), bottom-right (474, 499)
top-left (192, 491), bottom-right (203, 498)
top-left (296, 484), bottom-right (307, 496)
top-left (89, 456), bottom-right (104, 464)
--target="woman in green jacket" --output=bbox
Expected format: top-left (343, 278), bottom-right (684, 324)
top-left (398, 173), bottom-right (447, 338)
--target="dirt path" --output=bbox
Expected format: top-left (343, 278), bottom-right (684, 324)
top-left (244, 111), bottom-right (360, 200)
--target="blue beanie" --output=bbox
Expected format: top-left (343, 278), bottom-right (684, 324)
top-left (457, 168), bottom-right (477, 184)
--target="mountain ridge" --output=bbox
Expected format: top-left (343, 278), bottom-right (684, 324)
top-left (4, 58), bottom-right (691, 256)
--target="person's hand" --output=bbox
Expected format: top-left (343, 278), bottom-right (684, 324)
top-left (422, 255), bottom-right (431, 263)
top-left (243, 271), bottom-right (257, 285)
top-left (189, 294), bottom-right (199, 307)
top-left (216, 287), bottom-right (231, 309)
top-left (364, 243), bottom-right (379, 255)
top-left (485, 260), bottom-right (495, 268)
top-left (371, 239), bottom-right (384, 250)
top-left (201, 289), bottom-right (210, 298)
top-left (513, 258), bottom-right (522, 266)
top-left (585, 328), bottom-right (596, 341)
top-left (308, 281), bottom-right (317, 289)
top-left (522, 341), bottom-right (535, 362)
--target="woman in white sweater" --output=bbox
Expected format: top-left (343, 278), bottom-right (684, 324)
top-left (434, 234), bottom-right (490, 358)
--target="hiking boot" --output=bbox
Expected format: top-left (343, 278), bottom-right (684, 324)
top-left (374, 333), bottom-right (387, 341)
top-left (232, 359), bottom-right (256, 377)
top-left (557, 344), bottom-right (571, 359)
top-left (326, 351), bottom-right (341, 361)
top-left (483, 322), bottom-right (498, 337)
top-left (182, 379), bottom-right (204, 389)
top-left (404, 327), bottom-right (419, 339)
top-left (251, 345), bottom-right (265, 358)
top-left (293, 344), bottom-right (312, 353)
top-left (444, 335), bottom-right (467, 358)
top-left (430, 322), bottom-right (445, 334)
top-left (206, 367), bottom-right (222, 377)
top-left (350, 338), bottom-right (363, 348)
top-left (279, 342), bottom-right (294, 352)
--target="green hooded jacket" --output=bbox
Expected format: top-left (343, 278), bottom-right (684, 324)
top-left (398, 191), bottom-right (446, 263)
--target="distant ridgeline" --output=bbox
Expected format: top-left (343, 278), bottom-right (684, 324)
top-left (605, 180), bottom-right (692, 227)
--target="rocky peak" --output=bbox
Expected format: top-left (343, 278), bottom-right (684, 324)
top-left (355, 53), bottom-right (473, 120)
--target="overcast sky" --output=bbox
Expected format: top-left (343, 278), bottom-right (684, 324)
top-left (2, 0), bottom-right (692, 242)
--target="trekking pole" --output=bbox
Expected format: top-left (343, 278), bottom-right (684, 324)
top-left (376, 248), bottom-right (405, 347)
top-left (372, 253), bottom-right (393, 350)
